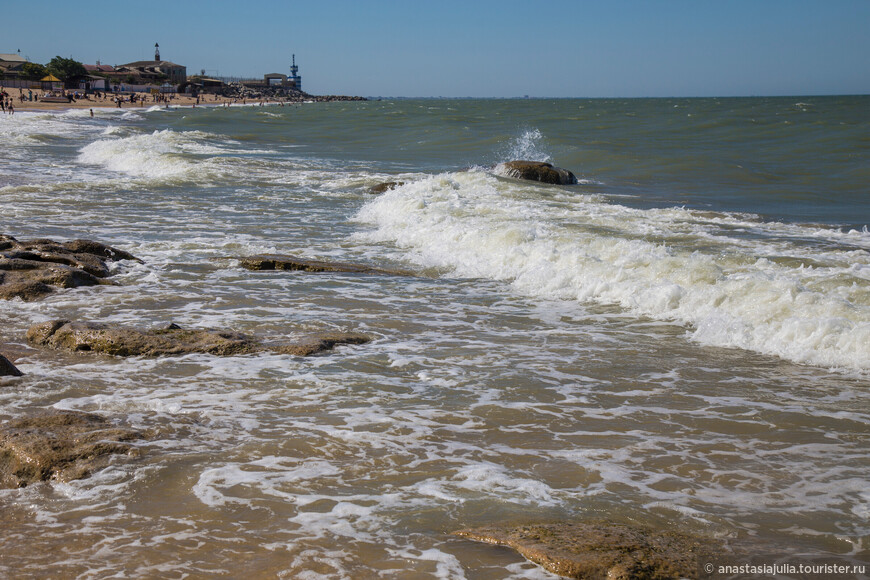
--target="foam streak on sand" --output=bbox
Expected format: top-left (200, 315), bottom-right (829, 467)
top-left (357, 170), bottom-right (870, 371)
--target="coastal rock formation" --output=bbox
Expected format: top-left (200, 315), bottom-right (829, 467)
top-left (0, 235), bottom-right (142, 301)
top-left (26, 320), bottom-right (372, 358)
top-left (240, 254), bottom-right (415, 277)
top-left (219, 82), bottom-right (365, 103)
top-left (368, 181), bottom-right (405, 194)
top-left (0, 410), bottom-right (147, 488)
top-left (495, 161), bottom-right (578, 185)
top-left (0, 353), bottom-right (23, 377)
top-left (455, 522), bottom-right (714, 579)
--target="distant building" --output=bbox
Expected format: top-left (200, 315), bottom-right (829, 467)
top-left (0, 52), bottom-right (27, 78)
top-left (83, 62), bottom-right (117, 75)
top-left (117, 43), bottom-right (187, 85)
top-left (117, 60), bottom-right (187, 84)
top-left (264, 73), bottom-right (287, 86)
top-left (80, 63), bottom-right (116, 91)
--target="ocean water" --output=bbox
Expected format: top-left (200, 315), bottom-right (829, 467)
top-left (0, 97), bottom-right (868, 578)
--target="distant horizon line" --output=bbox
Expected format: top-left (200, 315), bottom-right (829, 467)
top-left (360, 93), bottom-right (869, 100)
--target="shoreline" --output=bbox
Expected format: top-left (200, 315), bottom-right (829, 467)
top-left (1, 91), bottom-right (285, 114)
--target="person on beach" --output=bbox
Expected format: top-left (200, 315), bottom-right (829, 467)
top-left (90, 109), bottom-right (94, 117)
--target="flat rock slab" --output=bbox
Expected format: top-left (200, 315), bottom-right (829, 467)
top-left (456, 522), bottom-right (716, 580)
top-left (495, 160), bottom-right (578, 185)
top-left (27, 320), bottom-right (372, 358)
top-left (0, 410), bottom-right (147, 488)
top-left (0, 353), bottom-right (23, 377)
top-left (240, 254), bottom-right (415, 277)
top-left (0, 234), bottom-right (142, 301)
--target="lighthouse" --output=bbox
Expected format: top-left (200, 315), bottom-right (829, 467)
top-left (289, 54), bottom-right (302, 92)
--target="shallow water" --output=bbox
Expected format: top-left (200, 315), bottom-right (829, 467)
top-left (0, 97), bottom-right (868, 577)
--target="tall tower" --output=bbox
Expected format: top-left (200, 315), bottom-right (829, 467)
top-left (289, 54), bottom-right (302, 92)
top-left (154, 43), bottom-right (160, 61)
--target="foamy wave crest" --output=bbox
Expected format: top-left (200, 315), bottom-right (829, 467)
top-left (356, 172), bottom-right (870, 371)
top-left (77, 129), bottom-right (223, 179)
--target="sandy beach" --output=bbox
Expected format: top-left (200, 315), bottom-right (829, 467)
top-left (1, 88), bottom-right (280, 113)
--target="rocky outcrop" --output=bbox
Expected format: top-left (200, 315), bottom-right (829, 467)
top-left (0, 353), bottom-right (23, 377)
top-left (368, 181), bottom-right (405, 194)
top-left (495, 161), bottom-right (578, 185)
top-left (218, 82), bottom-right (365, 103)
top-left (26, 320), bottom-right (372, 358)
top-left (456, 522), bottom-right (716, 580)
top-left (239, 254), bottom-right (415, 277)
top-left (0, 235), bottom-right (142, 301)
top-left (0, 410), bottom-right (147, 488)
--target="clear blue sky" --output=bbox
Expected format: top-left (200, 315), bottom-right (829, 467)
top-left (5, 0), bottom-right (869, 97)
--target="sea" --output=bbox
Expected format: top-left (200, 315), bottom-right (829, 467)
top-left (0, 96), bottom-right (868, 578)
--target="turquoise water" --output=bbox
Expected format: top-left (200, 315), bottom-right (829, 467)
top-left (0, 97), bottom-right (868, 577)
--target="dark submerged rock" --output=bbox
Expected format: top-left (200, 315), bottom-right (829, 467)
top-left (496, 160), bottom-right (578, 185)
top-left (61, 239), bottom-right (143, 263)
top-left (0, 353), bottom-right (23, 377)
top-left (239, 254), bottom-right (415, 277)
top-left (0, 410), bottom-right (147, 488)
top-left (27, 321), bottom-right (372, 358)
top-left (368, 181), bottom-right (405, 194)
top-left (0, 235), bottom-right (141, 301)
top-left (455, 522), bottom-right (716, 580)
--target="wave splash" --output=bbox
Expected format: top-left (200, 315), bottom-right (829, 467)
top-left (502, 128), bottom-right (552, 163)
top-left (76, 129), bottom-right (228, 180)
top-left (356, 171), bottom-right (870, 371)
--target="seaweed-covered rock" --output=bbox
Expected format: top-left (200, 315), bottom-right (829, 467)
top-left (0, 235), bottom-right (141, 301)
top-left (239, 254), bottom-right (414, 277)
top-left (26, 321), bottom-right (373, 358)
top-left (0, 353), bottom-right (23, 377)
top-left (0, 410), bottom-right (146, 488)
top-left (456, 522), bottom-right (716, 579)
top-left (495, 161), bottom-right (578, 185)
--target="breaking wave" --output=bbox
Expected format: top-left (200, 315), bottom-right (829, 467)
top-left (356, 171), bottom-right (870, 371)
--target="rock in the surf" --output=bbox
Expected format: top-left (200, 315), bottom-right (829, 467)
top-left (455, 521), bottom-right (715, 579)
top-left (0, 353), bottom-right (23, 377)
top-left (0, 410), bottom-right (147, 488)
top-left (26, 320), bottom-right (259, 357)
top-left (26, 320), bottom-right (372, 358)
top-left (272, 331), bottom-right (373, 356)
top-left (368, 181), bottom-right (405, 194)
top-left (496, 160), bottom-right (578, 185)
top-left (239, 254), bottom-right (415, 277)
top-left (0, 235), bottom-right (142, 301)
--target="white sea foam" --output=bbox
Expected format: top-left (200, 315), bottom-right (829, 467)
top-left (76, 129), bottom-right (227, 179)
top-left (355, 171), bottom-right (870, 370)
